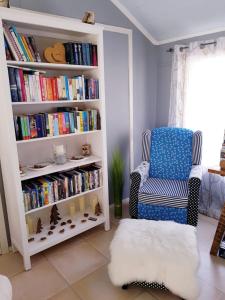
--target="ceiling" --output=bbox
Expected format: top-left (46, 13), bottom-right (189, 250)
top-left (111, 0), bottom-right (225, 44)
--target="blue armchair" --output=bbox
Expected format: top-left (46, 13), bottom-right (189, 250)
top-left (129, 127), bottom-right (202, 226)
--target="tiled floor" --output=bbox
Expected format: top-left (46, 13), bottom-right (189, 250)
top-left (1, 202), bottom-right (225, 300)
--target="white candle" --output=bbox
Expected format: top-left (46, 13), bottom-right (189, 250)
top-left (91, 195), bottom-right (98, 214)
top-left (26, 223), bottom-right (29, 236)
top-left (55, 144), bottom-right (65, 155)
top-left (79, 197), bottom-right (85, 212)
top-left (69, 203), bottom-right (76, 217)
top-left (27, 217), bottom-right (33, 234)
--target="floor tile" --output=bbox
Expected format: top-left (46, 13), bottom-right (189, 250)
top-left (48, 287), bottom-right (81, 300)
top-left (197, 277), bottom-right (224, 300)
top-left (11, 258), bottom-right (67, 300)
top-left (148, 289), bottom-right (180, 300)
top-left (72, 265), bottom-right (142, 300)
top-left (0, 252), bottom-right (24, 278)
top-left (83, 225), bottom-right (116, 258)
top-left (45, 240), bottom-right (107, 284)
top-left (134, 292), bottom-right (157, 300)
top-left (0, 252), bottom-right (44, 278)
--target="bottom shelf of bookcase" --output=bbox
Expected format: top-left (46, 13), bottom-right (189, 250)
top-left (27, 210), bottom-right (105, 256)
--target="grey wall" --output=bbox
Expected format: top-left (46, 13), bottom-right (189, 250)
top-left (156, 31), bottom-right (225, 127)
top-left (9, 0), bottom-right (158, 201)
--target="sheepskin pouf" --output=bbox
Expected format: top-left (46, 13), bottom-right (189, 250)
top-left (0, 275), bottom-right (12, 300)
top-left (108, 219), bottom-right (199, 300)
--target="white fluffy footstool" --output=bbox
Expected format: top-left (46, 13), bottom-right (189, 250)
top-left (108, 219), bottom-right (199, 300)
top-left (0, 275), bottom-right (12, 300)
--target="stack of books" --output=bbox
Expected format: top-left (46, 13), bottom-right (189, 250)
top-left (220, 130), bottom-right (225, 165)
top-left (64, 42), bottom-right (98, 66)
top-left (8, 67), bottom-right (99, 102)
top-left (22, 164), bottom-right (102, 212)
top-left (14, 108), bottom-right (101, 140)
top-left (219, 235), bottom-right (225, 259)
top-left (3, 24), bottom-right (41, 62)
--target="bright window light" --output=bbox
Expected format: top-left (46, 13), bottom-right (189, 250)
top-left (184, 54), bottom-right (225, 166)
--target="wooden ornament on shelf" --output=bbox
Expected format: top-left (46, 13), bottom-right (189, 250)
top-left (36, 218), bottom-right (43, 234)
top-left (95, 202), bottom-right (102, 216)
top-left (82, 144), bottom-right (91, 156)
top-left (0, 0), bottom-right (10, 8)
top-left (44, 42), bottom-right (66, 64)
top-left (82, 11), bottom-right (95, 25)
top-left (50, 204), bottom-right (61, 225)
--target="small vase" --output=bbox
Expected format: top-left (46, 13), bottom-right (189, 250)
top-left (114, 199), bottom-right (122, 219)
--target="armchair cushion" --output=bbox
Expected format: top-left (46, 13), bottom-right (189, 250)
top-left (149, 127), bottom-right (193, 180)
top-left (139, 177), bottom-right (188, 208)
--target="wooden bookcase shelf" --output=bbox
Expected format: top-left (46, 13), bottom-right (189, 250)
top-left (0, 7), bottom-right (110, 270)
top-left (25, 186), bottom-right (103, 215)
top-left (7, 60), bottom-right (98, 70)
top-left (12, 99), bottom-right (101, 105)
top-left (16, 130), bottom-right (101, 144)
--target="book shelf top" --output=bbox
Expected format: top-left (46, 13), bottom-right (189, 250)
top-left (0, 7), bottom-right (102, 37)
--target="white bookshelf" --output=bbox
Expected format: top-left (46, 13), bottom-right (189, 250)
top-left (0, 7), bottom-right (110, 270)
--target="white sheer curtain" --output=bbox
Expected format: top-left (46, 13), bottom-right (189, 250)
top-left (169, 38), bottom-right (225, 165)
top-left (169, 38), bottom-right (225, 218)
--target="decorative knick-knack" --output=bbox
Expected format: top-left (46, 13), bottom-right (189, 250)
top-left (82, 11), bottom-right (95, 25)
top-left (82, 144), bottom-right (91, 156)
top-left (95, 202), bottom-right (102, 216)
top-left (36, 218), bottom-right (43, 234)
top-left (0, 0), bottom-right (10, 8)
top-left (50, 204), bottom-right (61, 225)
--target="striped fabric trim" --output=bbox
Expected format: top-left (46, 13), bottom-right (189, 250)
top-left (138, 177), bottom-right (188, 208)
top-left (142, 130), bottom-right (151, 161)
top-left (138, 193), bottom-right (188, 208)
top-left (139, 177), bottom-right (188, 198)
top-left (192, 131), bottom-right (202, 165)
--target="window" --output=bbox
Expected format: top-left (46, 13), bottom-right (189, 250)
top-left (183, 53), bottom-right (225, 165)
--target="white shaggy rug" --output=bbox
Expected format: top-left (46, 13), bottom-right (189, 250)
top-left (108, 219), bottom-right (199, 300)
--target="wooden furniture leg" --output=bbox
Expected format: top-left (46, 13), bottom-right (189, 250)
top-left (210, 204), bottom-right (225, 256)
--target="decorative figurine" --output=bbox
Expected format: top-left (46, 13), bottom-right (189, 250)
top-left (50, 204), bottom-right (61, 225)
top-left (82, 144), bottom-right (91, 156)
top-left (95, 202), bottom-right (102, 216)
top-left (36, 218), bottom-right (43, 234)
top-left (82, 11), bottom-right (95, 25)
top-left (44, 43), bottom-right (66, 64)
top-left (0, 0), bottom-right (10, 8)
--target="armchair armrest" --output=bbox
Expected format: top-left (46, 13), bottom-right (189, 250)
top-left (130, 161), bottom-right (149, 218)
top-left (131, 161), bottom-right (150, 187)
top-left (187, 165), bottom-right (202, 226)
top-left (189, 165), bottom-right (202, 181)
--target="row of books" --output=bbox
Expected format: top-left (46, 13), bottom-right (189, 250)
top-left (219, 236), bottom-right (225, 259)
top-left (64, 42), bottom-right (98, 66)
top-left (4, 24), bottom-right (41, 62)
top-left (22, 164), bottom-right (102, 212)
top-left (8, 67), bottom-right (99, 102)
top-left (14, 108), bottom-right (101, 140)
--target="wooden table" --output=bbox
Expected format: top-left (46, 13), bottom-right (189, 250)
top-left (208, 167), bottom-right (225, 256)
